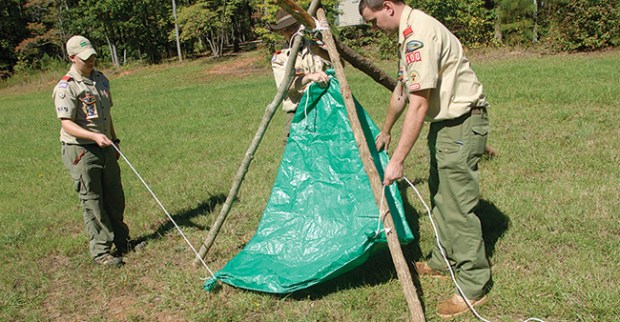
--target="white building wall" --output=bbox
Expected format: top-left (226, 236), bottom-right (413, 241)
top-left (336, 0), bottom-right (365, 27)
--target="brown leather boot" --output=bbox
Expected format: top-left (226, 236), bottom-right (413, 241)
top-left (93, 254), bottom-right (124, 268)
top-left (437, 294), bottom-right (487, 319)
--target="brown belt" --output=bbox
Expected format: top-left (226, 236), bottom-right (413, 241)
top-left (471, 106), bottom-right (483, 115)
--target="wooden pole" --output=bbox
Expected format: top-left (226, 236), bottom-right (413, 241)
top-left (194, 0), bottom-right (323, 264)
top-left (315, 6), bottom-right (425, 322)
top-left (277, 0), bottom-right (397, 91)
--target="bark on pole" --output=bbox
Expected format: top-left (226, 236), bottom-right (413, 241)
top-left (313, 6), bottom-right (425, 322)
top-left (193, 0), bottom-right (322, 264)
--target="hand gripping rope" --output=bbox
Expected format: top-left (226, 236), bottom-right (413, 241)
top-left (379, 177), bottom-right (546, 322)
top-left (112, 143), bottom-right (215, 279)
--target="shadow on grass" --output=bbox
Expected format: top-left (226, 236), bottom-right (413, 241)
top-left (279, 178), bottom-right (429, 313)
top-left (133, 193), bottom-right (227, 245)
top-left (279, 179), bottom-right (508, 312)
top-left (476, 199), bottom-right (510, 259)
top-left (284, 246), bottom-right (425, 305)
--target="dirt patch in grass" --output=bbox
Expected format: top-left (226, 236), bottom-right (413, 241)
top-left (202, 52), bottom-right (269, 80)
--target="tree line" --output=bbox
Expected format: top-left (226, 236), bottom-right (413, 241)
top-left (1, 0), bottom-right (618, 79)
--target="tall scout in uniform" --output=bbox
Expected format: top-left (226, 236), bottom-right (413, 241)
top-left (53, 35), bottom-right (132, 267)
top-left (360, 0), bottom-right (492, 318)
top-left (270, 9), bottom-right (332, 143)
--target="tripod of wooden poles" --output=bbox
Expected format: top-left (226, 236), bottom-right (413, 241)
top-left (194, 1), bottom-right (425, 320)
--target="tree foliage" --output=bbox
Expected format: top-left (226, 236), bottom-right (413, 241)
top-left (0, 0), bottom-right (618, 78)
top-left (496, 0), bottom-right (538, 45)
top-left (176, 0), bottom-right (255, 57)
top-left (544, 0), bottom-right (620, 50)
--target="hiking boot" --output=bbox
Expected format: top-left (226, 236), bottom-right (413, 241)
top-left (415, 262), bottom-right (447, 278)
top-left (116, 240), bottom-right (147, 255)
top-left (93, 254), bottom-right (124, 268)
top-left (437, 294), bottom-right (487, 319)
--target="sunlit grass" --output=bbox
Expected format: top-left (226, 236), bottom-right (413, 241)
top-left (0, 49), bottom-right (618, 321)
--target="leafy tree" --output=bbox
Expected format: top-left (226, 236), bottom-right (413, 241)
top-left (496, 0), bottom-right (538, 45)
top-left (0, 0), bottom-right (28, 77)
top-left (544, 0), bottom-right (620, 51)
top-left (176, 1), bottom-right (230, 57)
top-left (408, 0), bottom-right (494, 47)
top-left (14, 0), bottom-right (73, 68)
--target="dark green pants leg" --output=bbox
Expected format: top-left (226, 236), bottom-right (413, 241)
top-left (101, 146), bottom-right (129, 249)
top-left (62, 144), bottom-right (128, 258)
top-left (426, 106), bottom-right (491, 299)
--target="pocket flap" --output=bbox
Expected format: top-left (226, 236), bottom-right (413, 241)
top-left (472, 125), bottom-right (488, 136)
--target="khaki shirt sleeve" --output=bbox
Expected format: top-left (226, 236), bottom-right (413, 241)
top-left (53, 80), bottom-right (77, 120)
top-left (401, 28), bottom-right (438, 93)
top-left (271, 50), bottom-right (299, 112)
top-left (272, 50), bottom-right (288, 90)
top-left (102, 74), bottom-right (113, 108)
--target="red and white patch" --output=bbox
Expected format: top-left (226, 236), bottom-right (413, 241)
top-left (402, 26), bottom-right (413, 39)
top-left (405, 51), bottom-right (422, 64)
top-left (409, 83), bottom-right (421, 91)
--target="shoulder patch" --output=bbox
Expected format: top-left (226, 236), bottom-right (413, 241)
top-left (61, 75), bottom-right (73, 82)
top-left (406, 40), bottom-right (423, 52)
top-left (403, 26), bottom-right (413, 39)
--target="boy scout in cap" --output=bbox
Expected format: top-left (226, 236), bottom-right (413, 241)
top-left (270, 9), bottom-right (332, 143)
top-left (360, 0), bottom-right (492, 318)
top-left (53, 35), bottom-right (135, 267)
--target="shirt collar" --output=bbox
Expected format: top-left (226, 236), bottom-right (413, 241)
top-left (68, 65), bottom-right (84, 82)
top-left (68, 65), bottom-right (97, 84)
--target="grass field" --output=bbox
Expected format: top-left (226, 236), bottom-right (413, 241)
top-left (1, 48), bottom-right (619, 321)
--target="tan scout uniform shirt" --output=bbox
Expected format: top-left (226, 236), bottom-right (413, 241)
top-left (398, 6), bottom-right (483, 122)
top-left (272, 39), bottom-right (330, 112)
top-left (53, 65), bottom-right (114, 144)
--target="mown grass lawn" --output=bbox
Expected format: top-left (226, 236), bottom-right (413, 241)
top-left (1, 48), bottom-right (618, 321)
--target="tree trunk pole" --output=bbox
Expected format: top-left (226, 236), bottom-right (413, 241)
top-left (194, 0), bottom-right (322, 264)
top-left (315, 6), bottom-right (425, 322)
top-left (277, 0), bottom-right (397, 91)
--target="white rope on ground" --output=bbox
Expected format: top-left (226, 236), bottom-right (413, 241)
top-left (401, 177), bottom-right (546, 322)
top-left (112, 143), bottom-right (216, 279)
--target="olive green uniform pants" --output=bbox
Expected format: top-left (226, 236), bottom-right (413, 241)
top-left (425, 100), bottom-right (491, 299)
top-left (62, 143), bottom-right (129, 259)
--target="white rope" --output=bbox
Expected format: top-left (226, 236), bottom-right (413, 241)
top-left (312, 18), bottom-right (329, 32)
top-left (112, 143), bottom-right (215, 279)
top-left (289, 24), bottom-right (306, 46)
top-left (373, 185), bottom-right (391, 237)
top-left (301, 75), bottom-right (333, 130)
top-left (401, 177), bottom-right (489, 321)
top-left (401, 177), bottom-right (546, 322)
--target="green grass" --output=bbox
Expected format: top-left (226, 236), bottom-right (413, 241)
top-left (1, 49), bottom-right (619, 321)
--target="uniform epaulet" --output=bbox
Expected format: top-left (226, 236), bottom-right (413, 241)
top-left (274, 50), bottom-right (282, 55)
top-left (61, 75), bottom-right (73, 82)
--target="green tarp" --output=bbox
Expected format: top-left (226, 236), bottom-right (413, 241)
top-left (204, 70), bottom-right (414, 293)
